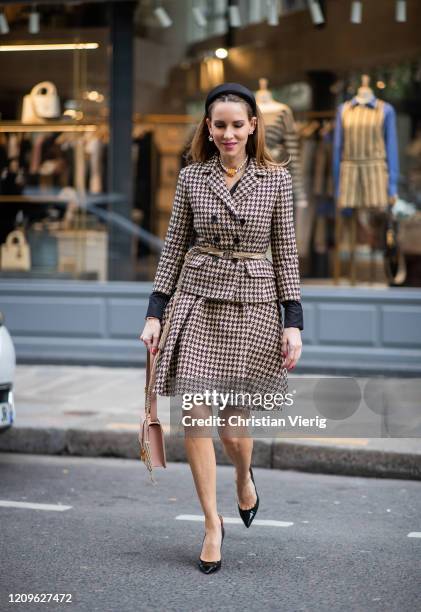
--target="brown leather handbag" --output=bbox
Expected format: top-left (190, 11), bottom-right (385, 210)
top-left (139, 349), bottom-right (167, 484)
top-left (138, 247), bottom-right (201, 484)
top-left (138, 246), bottom-right (203, 483)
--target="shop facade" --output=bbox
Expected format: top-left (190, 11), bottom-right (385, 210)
top-left (0, 0), bottom-right (420, 372)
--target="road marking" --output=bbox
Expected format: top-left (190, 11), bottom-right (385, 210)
top-left (407, 532), bottom-right (421, 538)
top-left (176, 514), bottom-right (293, 527)
top-left (0, 500), bottom-right (72, 511)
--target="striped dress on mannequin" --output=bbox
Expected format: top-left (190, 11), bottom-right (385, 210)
top-left (334, 97), bottom-right (399, 210)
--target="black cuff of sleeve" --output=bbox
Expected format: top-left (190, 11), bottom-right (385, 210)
top-left (145, 291), bottom-right (171, 321)
top-left (280, 300), bottom-right (304, 330)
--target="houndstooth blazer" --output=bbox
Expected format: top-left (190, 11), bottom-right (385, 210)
top-left (151, 153), bottom-right (301, 303)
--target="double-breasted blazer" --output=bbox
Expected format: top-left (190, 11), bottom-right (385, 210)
top-left (151, 153), bottom-right (301, 304)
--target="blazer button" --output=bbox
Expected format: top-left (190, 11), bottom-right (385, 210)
top-left (233, 236), bottom-right (240, 245)
top-left (239, 218), bottom-right (246, 225)
top-left (214, 234), bottom-right (220, 243)
top-left (211, 214), bottom-right (217, 223)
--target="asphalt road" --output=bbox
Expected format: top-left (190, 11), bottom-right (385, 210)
top-left (0, 453), bottom-right (420, 612)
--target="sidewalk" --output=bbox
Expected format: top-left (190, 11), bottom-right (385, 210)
top-left (0, 365), bottom-right (420, 480)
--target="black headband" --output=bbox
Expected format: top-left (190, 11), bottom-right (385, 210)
top-left (205, 82), bottom-right (257, 115)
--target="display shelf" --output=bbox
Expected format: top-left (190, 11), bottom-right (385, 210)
top-left (0, 116), bottom-right (196, 133)
top-left (0, 121), bottom-right (101, 133)
top-left (0, 195), bottom-right (66, 203)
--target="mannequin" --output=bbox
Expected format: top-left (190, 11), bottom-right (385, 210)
top-left (355, 74), bottom-right (374, 105)
top-left (256, 78), bottom-right (308, 209)
top-left (256, 78), bottom-right (311, 269)
top-left (333, 75), bottom-right (399, 284)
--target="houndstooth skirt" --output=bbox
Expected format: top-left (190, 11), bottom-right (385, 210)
top-left (152, 290), bottom-right (288, 411)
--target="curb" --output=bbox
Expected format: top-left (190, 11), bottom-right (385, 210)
top-left (1, 427), bottom-right (420, 481)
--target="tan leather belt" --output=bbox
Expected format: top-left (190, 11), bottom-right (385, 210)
top-left (193, 245), bottom-right (267, 260)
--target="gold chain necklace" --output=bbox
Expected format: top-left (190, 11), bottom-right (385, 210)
top-left (219, 155), bottom-right (248, 177)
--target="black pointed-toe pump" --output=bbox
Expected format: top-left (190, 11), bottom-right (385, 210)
top-left (237, 467), bottom-right (259, 528)
top-left (198, 514), bottom-right (225, 574)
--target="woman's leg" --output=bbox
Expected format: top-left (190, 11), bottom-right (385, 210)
top-left (184, 402), bottom-right (223, 561)
top-left (217, 404), bottom-right (257, 510)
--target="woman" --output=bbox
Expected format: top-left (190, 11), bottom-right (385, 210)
top-left (139, 82), bottom-right (303, 574)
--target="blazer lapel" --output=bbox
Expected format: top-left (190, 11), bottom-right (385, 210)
top-left (231, 157), bottom-right (267, 212)
top-left (202, 154), bottom-right (267, 217)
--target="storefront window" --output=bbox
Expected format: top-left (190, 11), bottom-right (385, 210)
top-left (0, 4), bottom-right (114, 281)
top-left (1, 1), bottom-right (420, 287)
top-left (290, 60), bottom-right (421, 286)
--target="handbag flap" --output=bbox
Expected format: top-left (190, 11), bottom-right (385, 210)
top-left (148, 421), bottom-right (166, 467)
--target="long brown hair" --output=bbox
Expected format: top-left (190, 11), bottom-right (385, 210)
top-left (184, 93), bottom-right (289, 169)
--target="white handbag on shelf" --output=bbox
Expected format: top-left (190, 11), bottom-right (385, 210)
top-left (21, 81), bottom-right (61, 124)
top-left (0, 230), bottom-right (31, 271)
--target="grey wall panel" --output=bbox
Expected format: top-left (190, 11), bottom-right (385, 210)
top-left (382, 306), bottom-right (421, 347)
top-left (301, 345), bottom-right (421, 375)
top-left (14, 337), bottom-right (142, 365)
top-left (108, 299), bottom-right (148, 338)
top-left (1, 280), bottom-right (421, 374)
top-left (301, 303), bottom-right (316, 344)
top-left (318, 304), bottom-right (377, 346)
top-left (0, 296), bottom-right (105, 337)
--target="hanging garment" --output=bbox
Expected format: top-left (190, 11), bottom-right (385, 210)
top-left (85, 136), bottom-right (103, 194)
top-left (295, 136), bottom-right (317, 259)
top-left (74, 138), bottom-right (86, 194)
top-left (313, 131), bottom-right (334, 200)
top-left (29, 134), bottom-right (46, 174)
top-left (7, 134), bottom-right (20, 160)
top-left (264, 105), bottom-right (308, 208)
top-left (313, 130), bottom-right (335, 257)
top-left (333, 97), bottom-right (399, 210)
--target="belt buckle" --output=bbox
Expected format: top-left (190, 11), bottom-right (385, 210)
top-left (222, 249), bottom-right (233, 259)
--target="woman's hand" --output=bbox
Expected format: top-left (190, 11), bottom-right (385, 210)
top-left (281, 327), bottom-right (302, 371)
top-left (139, 317), bottom-right (161, 355)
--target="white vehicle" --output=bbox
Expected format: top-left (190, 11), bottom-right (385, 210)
top-left (0, 311), bottom-right (16, 430)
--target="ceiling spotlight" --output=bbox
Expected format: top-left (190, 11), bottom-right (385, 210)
top-left (154, 6), bottom-right (172, 28)
top-left (29, 8), bottom-right (40, 34)
top-left (215, 47), bottom-right (228, 59)
top-left (350, 1), bottom-right (362, 24)
top-left (267, 0), bottom-right (279, 26)
top-left (0, 11), bottom-right (9, 34)
top-left (228, 4), bottom-right (241, 28)
top-left (395, 0), bottom-right (406, 22)
top-left (248, 1), bottom-right (260, 22)
top-left (193, 6), bottom-right (207, 28)
top-left (307, 0), bottom-right (324, 26)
